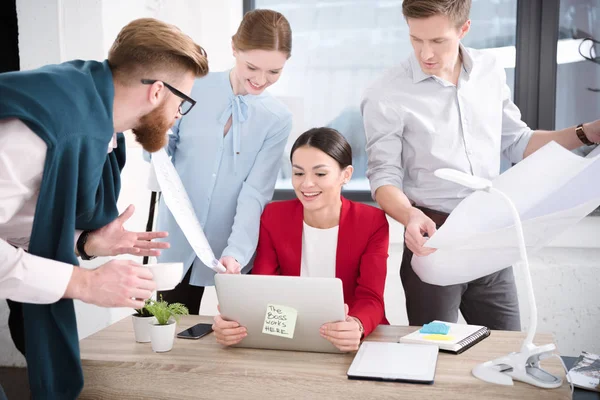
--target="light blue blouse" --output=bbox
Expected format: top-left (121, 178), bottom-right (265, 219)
top-left (153, 71), bottom-right (292, 286)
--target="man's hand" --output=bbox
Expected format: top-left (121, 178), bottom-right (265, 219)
top-left (405, 208), bottom-right (437, 257)
top-left (85, 204), bottom-right (170, 257)
top-left (65, 260), bottom-right (156, 309)
top-left (219, 256), bottom-right (241, 274)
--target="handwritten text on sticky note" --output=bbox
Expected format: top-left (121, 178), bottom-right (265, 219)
top-left (262, 304), bottom-right (297, 339)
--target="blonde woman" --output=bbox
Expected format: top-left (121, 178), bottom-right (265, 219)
top-left (152, 9), bottom-right (294, 313)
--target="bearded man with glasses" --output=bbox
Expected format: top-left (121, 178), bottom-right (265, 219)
top-left (0, 18), bottom-right (207, 399)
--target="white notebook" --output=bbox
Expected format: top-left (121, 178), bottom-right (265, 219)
top-left (347, 342), bottom-right (438, 383)
top-left (399, 321), bottom-right (490, 354)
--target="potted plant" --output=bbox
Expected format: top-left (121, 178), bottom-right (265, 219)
top-left (132, 299), bottom-right (156, 343)
top-left (145, 296), bottom-right (189, 353)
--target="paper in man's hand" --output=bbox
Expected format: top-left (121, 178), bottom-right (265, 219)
top-left (413, 142), bottom-right (600, 286)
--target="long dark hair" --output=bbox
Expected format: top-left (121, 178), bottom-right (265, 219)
top-left (290, 127), bottom-right (352, 169)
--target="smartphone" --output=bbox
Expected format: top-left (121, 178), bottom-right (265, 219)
top-left (177, 323), bottom-right (213, 340)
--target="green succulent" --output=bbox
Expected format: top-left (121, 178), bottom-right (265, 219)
top-left (145, 295), bottom-right (189, 325)
top-left (134, 298), bottom-right (155, 317)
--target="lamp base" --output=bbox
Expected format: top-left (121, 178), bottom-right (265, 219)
top-left (472, 343), bottom-right (563, 389)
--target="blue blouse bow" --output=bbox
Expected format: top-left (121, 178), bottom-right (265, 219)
top-left (218, 94), bottom-right (249, 172)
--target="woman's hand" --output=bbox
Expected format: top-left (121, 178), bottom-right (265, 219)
top-left (319, 304), bottom-right (363, 352)
top-left (219, 256), bottom-right (242, 274)
top-left (212, 313), bottom-right (247, 346)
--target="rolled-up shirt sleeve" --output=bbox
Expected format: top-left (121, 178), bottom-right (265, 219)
top-left (0, 240), bottom-right (73, 304)
top-left (0, 118), bottom-right (74, 304)
top-left (499, 67), bottom-right (533, 164)
top-left (361, 90), bottom-right (405, 199)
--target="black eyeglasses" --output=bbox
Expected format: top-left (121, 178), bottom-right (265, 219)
top-left (141, 79), bottom-right (196, 116)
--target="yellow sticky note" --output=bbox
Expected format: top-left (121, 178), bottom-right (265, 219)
top-left (423, 334), bottom-right (455, 341)
top-left (262, 304), bottom-right (297, 339)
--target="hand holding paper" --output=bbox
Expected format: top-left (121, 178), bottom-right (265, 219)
top-left (220, 256), bottom-right (242, 274)
top-left (405, 208), bottom-right (437, 256)
top-left (412, 143), bottom-right (600, 286)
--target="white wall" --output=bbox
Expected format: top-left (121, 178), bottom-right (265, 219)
top-left (101, 0), bottom-right (241, 71)
top-left (16, 0), bottom-right (105, 70)
top-left (2, 0), bottom-right (599, 368)
top-left (15, 0), bottom-right (62, 70)
top-left (18, 0), bottom-right (242, 70)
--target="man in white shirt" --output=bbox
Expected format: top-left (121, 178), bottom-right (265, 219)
top-left (362, 0), bottom-right (600, 330)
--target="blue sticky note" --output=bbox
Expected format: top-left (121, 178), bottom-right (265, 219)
top-left (419, 322), bottom-right (450, 335)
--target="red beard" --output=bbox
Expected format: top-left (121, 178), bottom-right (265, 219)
top-left (132, 101), bottom-right (172, 152)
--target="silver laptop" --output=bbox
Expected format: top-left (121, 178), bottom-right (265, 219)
top-left (215, 274), bottom-right (346, 353)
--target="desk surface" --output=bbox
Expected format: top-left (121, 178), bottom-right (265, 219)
top-left (79, 315), bottom-right (571, 399)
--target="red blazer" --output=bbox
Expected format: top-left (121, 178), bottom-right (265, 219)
top-left (253, 196), bottom-right (389, 336)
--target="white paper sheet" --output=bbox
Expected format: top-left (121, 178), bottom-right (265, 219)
top-left (151, 148), bottom-right (226, 273)
top-left (412, 142), bottom-right (600, 286)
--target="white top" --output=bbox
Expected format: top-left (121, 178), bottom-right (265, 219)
top-left (0, 118), bottom-right (117, 303)
top-left (300, 222), bottom-right (338, 278)
top-left (362, 44), bottom-right (533, 213)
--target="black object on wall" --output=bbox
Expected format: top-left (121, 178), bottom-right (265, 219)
top-left (243, 0), bottom-right (255, 15)
top-left (0, 0), bottom-right (20, 73)
top-left (514, 0), bottom-right (560, 131)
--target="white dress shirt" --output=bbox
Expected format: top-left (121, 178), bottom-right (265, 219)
top-left (300, 222), bottom-right (338, 278)
top-left (0, 118), bottom-right (118, 303)
top-left (362, 44), bottom-right (533, 213)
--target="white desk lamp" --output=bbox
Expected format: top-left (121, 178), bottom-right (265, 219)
top-left (434, 168), bottom-right (563, 389)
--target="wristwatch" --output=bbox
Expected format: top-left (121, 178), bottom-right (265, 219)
top-left (76, 230), bottom-right (96, 260)
top-left (576, 124), bottom-right (595, 146)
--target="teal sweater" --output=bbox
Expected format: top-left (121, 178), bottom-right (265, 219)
top-left (0, 60), bottom-right (125, 399)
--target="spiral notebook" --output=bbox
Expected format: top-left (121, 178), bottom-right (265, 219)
top-left (399, 321), bottom-right (490, 354)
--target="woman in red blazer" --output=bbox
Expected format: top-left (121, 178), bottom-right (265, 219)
top-left (213, 127), bottom-right (389, 351)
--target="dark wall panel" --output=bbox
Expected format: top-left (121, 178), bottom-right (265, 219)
top-left (0, 0), bottom-right (20, 73)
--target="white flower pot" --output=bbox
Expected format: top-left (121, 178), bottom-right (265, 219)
top-left (150, 321), bottom-right (177, 352)
top-left (132, 315), bottom-right (155, 343)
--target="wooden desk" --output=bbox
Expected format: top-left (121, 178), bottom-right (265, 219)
top-left (79, 315), bottom-right (571, 399)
